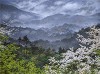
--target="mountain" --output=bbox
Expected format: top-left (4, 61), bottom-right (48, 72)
top-left (0, 23), bottom-right (79, 42)
top-left (40, 14), bottom-right (70, 26)
top-left (33, 24), bottom-right (100, 49)
top-left (92, 13), bottom-right (100, 17)
top-left (30, 13), bottom-right (100, 29)
top-left (92, 13), bottom-right (100, 21)
top-left (0, 4), bottom-right (100, 29)
top-left (0, 3), bottom-right (39, 26)
top-left (0, 23), bottom-right (100, 49)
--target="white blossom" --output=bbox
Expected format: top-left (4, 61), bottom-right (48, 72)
top-left (45, 25), bottom-right (100, 74)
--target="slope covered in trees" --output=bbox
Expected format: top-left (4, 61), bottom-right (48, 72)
top-left (0, 24), bottom-right (58, 74)
top-left (0, 24), bottom-right (100, 74)
top-left (45, 24), bottom-right (100, 74)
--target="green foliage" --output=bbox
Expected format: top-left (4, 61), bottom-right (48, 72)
top-left (0, 34), bottom-right (60, 74)
top-left (95, 49), bottom-right (100, 56)
top-left (0, 43), bottom-right (45, 74)
top-left (0, 33), bottom-right (45, 74)
top-left (0, 33), bottom-right (8, 42)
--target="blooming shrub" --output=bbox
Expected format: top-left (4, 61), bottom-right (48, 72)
top-left (45, 25), bottom-right (100, 74)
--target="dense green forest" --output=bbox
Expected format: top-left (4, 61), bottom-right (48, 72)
top-left (0, 30), bottom-right (64, 74)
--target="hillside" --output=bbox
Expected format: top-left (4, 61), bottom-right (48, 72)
top-left (0, 23), bottom-right (100, 50)
top-left (0, 23), bottom-right (77, 42)
top-left (0, 23), bottom-right (100, 74)
top-left (46, 24), bottom-right (100, 74)
top-left (33, 24), bottom-right (100, 49)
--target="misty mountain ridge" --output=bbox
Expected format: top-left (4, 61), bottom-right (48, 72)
top-left (0, 3), bottom-right (100, 49)
top-left (0, 3), bottom-right (100, 29)
top-left (0, 3), bottom-right (39, 26)
top-left (0, 23), bottom-right (78, 42)
top-left (33, 24), bottom-right (100, 49)
top-left (0, 23), bottom-right (100, 49)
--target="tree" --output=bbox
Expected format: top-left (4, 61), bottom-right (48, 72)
top-left (0, 44), bottom-right (44, 74)
top-left (0, 34), bottom-right (45, 74)
top-left (58, 47), bottom-right (66, 54)
top-left (45, 25), bottom-right (100, 74)
top-left (18, 37), bottom-right (22, 44)
top-left (22, 35), bottom-right (30, 47)
top-left (23, 35), bottom-right (29, 42)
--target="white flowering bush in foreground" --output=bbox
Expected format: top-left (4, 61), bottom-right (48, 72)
top-left (45, 25), bottom-right (100, 74)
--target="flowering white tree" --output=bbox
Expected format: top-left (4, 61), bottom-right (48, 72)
top-left (45, 25), bottom-right (100, 74)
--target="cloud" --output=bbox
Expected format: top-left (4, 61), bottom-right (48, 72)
top-left (75, 0), bottom-right (100, 15)
top-left (31, 2), bottom-right (82, 18)
top-left (32, 4), bottom-right (48, 17)
top-left (62, 2), bottom-right (82, 11)
top-left (54, 1), bottom-right (64, 5)
top-left (11, 0), bottom-right (100, 18)
top-left (19, 14), bottom-right (32, 20)
top-left (16, 0), bottom-right (48, 11)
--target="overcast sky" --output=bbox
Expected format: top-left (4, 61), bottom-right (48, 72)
top-left (0, 0), bottom-right (100, 18)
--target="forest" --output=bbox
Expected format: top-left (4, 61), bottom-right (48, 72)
top-left (0, 24), bottom-right (100, 74)
top-left (0, 0), bottom-right (100, 74)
